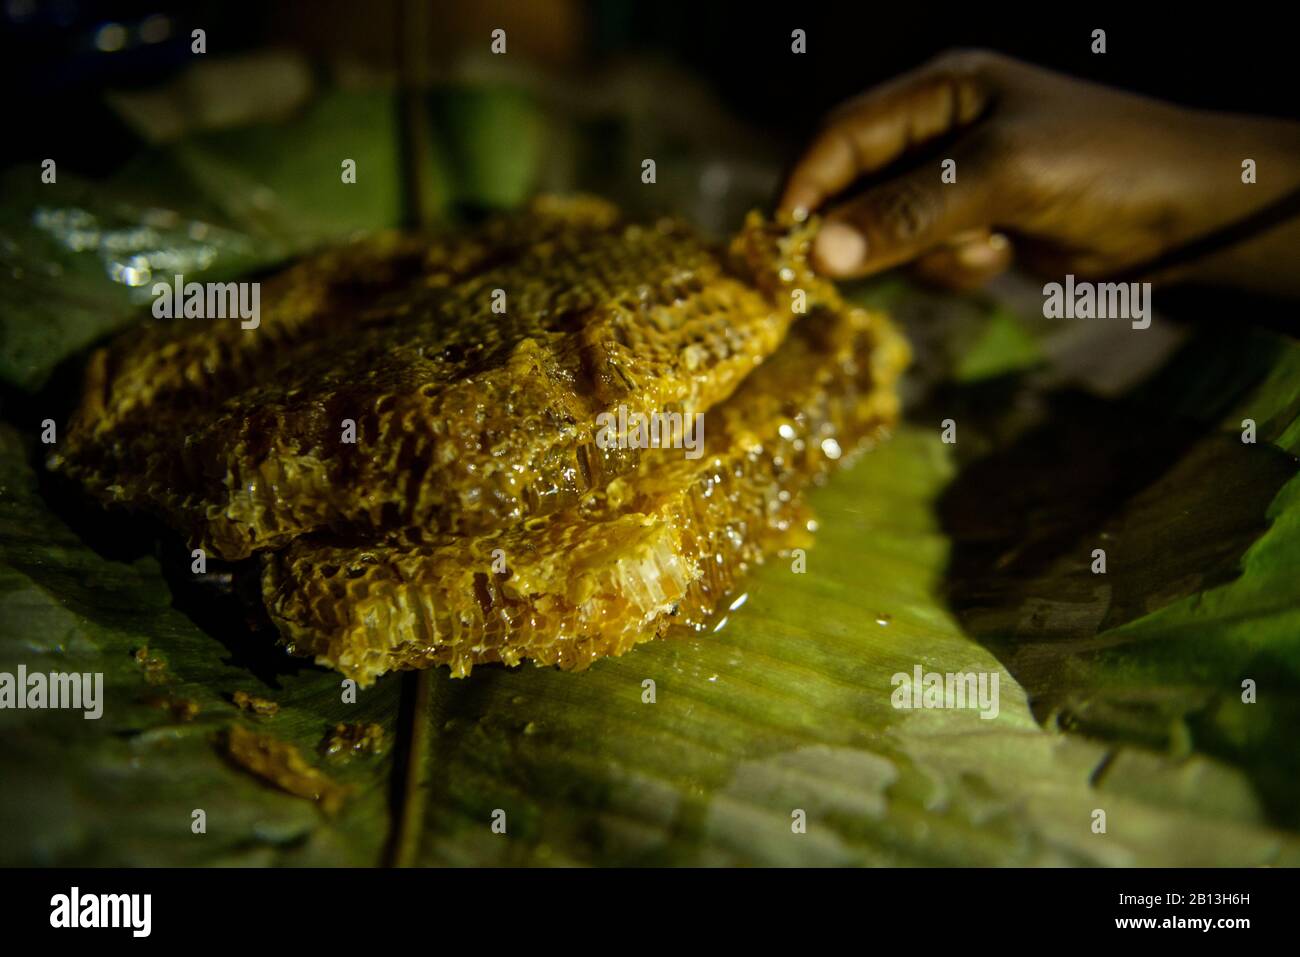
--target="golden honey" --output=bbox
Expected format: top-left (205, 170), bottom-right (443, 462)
top-left (58, 198), bottom-right (909, 683)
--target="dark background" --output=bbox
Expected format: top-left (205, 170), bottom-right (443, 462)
top-left (5, 0), bottom-right (1297, 175)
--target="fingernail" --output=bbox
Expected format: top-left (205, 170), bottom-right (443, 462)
top-left (814, 223), bottom-right (867, 274)
top-left (956, 233), bottom-right (1011, 270)
top-left (956, 242), bottom-right (999, 270)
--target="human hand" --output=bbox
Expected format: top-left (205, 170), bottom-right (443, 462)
top-left (779, 50), bottom-right (1300, 291)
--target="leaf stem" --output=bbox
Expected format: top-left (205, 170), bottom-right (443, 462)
top-left (384, 668), bottom-right (434, 867)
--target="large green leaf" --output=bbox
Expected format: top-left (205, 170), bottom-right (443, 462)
top-left (1, 83), bottom-right (1297, 866)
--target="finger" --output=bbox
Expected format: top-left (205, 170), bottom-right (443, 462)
top-left (778, 58), bottom-right (990, 221)
top-left (811, 151), bottom-right (998, 278)
top-left (912, 230), bottom-right (1013, 290)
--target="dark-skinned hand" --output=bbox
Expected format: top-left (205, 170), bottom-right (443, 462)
top-left (779, 50), bottom-right (1300, 296)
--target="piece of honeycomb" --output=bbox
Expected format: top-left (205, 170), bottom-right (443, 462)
top-left (57, 197), bottom-right (805, 560)
top-left (263, 298), bottom-right (907, 684)
top-left (57, 198), bottom-right (909, 681)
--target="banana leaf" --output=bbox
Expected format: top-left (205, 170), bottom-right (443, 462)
top-left (1, 85), bottom-right (1297, 866)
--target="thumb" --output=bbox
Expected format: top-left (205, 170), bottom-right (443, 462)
top-left (812, 156), bottom-right (996, 278)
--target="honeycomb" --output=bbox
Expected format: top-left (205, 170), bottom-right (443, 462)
top-left (264, 302), bottom-right (907, 684)
top-left (57, 197), bottom-right (800, 560)
top-left (57, 197), bottom-right (909, 682)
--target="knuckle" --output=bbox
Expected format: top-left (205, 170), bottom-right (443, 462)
top-left (874, 179), bottom-right (942, 245)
